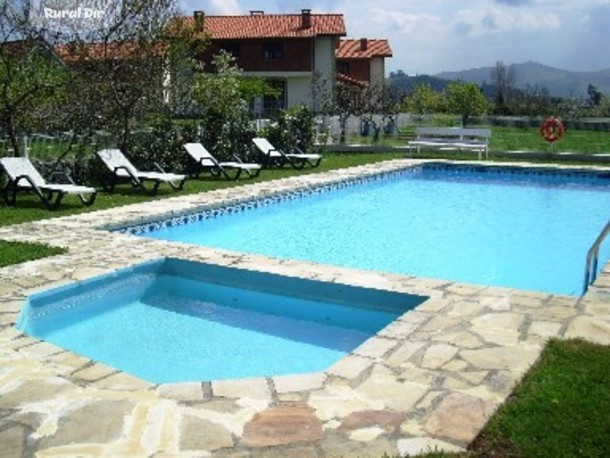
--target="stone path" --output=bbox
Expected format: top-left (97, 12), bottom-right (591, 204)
top-left (0, 159), bottom-right (608, 457)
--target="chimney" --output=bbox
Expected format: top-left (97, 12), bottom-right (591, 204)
top-left (301, 9), bottom-right (311, 28)
top-left (250, 10), bottom-right (264, 15)
top-left (193, 10), bottom-right (205, 32)
top-left (360, 38), bottom-right (368, 51)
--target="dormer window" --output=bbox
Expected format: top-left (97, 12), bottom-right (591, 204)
top-left (263, 42), bottom-right (284, 59)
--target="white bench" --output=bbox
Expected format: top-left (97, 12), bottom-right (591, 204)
top-left (408, 127), bottom-right (491, 160)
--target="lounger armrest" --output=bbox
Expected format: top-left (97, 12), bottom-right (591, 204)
top-left (232, 154), bottom-right (244, 163)
top-left (113, 165), bottom-right (136, 177)
top-left (13, 174), bottom-right (44, 192)
top-left (49, 167), bottom-right (76, 185)
top-left (153, 162), bottom-right (166, 173)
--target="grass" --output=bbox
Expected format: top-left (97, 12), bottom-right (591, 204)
top-left (397, 339), bottom-right (610, 457)
top-left (0, 240), bottom-right (66, 267)
top-left (488, 125), bottom-right (610, 154)
top-left (468, 338), bottom-right (610, 457)
top-left (0, 152), bottom-right (404, 227)
top-left (352, 124), bottom-right (610, 155)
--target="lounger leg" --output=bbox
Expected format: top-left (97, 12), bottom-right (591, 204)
top-left (144, 180), bottom-right (162, 195)
top-left (47, 192), bottom-right (65, 210)
top-left (168, 178), bottom-right (185, 191)
top-left (78, 192), bottom-right (97, 207)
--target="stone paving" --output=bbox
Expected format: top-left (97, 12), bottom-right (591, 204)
top-left (0, 159), bottom-right (609, 457)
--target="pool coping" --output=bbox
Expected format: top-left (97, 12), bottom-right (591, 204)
top-left (0, 158), bottom-right (608, 457)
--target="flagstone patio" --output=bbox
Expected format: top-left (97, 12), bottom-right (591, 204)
top-left (0, 159), bottom-right (608, 457)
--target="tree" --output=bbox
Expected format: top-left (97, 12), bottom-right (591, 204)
top-left (510, 84), bottom-right (553, 116)
top-left (444, 80), bottom-right (488, 126)
top-left (312, 74), bottom-right (366, 144)
top-left (360, 84), bottom-right (401, 143)
top-left (490, 61), bottom-right (516, 115)
top-left (0, 2), bottom-right (70, 155)
top-left (587, 84), bottom-right (602, 107)
top-left (191, 51), bottom-right (259, 158)
top-left (401, 83), bottom-right (443, 114)
top-left (0, 0), bottom-right (194, 162)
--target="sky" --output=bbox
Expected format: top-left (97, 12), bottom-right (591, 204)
top-left (180, 0), bottom-right (610, 76)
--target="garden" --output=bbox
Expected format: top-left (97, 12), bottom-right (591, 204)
top-left (1, 2), bottom-right (609, 456)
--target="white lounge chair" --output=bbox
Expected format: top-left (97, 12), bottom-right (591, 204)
top-left (252, 138), bottom-right (322, 169)
top-left (0, 157), bottom-right (96, 210)
top-left (183, 143), bottom-right (261, 180)
top-left (96, 149), bottom-right (186, 195)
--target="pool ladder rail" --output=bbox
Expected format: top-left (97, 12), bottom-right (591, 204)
top-left (583, 220), bottom-right (610, 295)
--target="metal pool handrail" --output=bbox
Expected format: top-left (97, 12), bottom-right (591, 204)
top-left (583, 220), bottom-right (610, 295)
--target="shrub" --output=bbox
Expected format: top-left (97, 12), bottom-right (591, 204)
top-left (262, 105), bottom-right (316, 153)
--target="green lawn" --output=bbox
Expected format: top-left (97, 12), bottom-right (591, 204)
top-left (0, 240), bottom-right (66, 267)
top-left (0, 152), bottom-right (404, 227)
top-left (489, 125), bottom-right (610, 154)
top-left (354, 124), bottom-right (610, 155)
top-left (405, 339), bottom-right (610, 458)
top-left (469, 338), bottom-right (610, 457)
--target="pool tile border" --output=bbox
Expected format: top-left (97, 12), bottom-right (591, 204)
top-left (0, 158), bottom-right (608, 457)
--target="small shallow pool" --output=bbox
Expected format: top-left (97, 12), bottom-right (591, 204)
top-left (17, 258), bottom-right (424, 383)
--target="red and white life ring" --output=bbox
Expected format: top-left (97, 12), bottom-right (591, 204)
top-left (540, 117), bottom-right (565, 143)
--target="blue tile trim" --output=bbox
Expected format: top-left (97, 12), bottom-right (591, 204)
top-left (113, 163), bottom-right (609, 237)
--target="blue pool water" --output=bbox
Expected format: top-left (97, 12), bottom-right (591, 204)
top-left (18, 259), bottom-right (423, 383)
top-left (137, 165), bottom-right (610, 296)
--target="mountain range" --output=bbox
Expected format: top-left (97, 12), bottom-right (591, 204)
top-left (434, 61), bottom-right (610, 98)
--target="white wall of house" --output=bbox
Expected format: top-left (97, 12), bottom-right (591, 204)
top-left (370, 57), bottom-right (386, 87)
top-left (313, 36), bottom-right (337, 108)
top-left (287, 76), bottom-right (311, 107)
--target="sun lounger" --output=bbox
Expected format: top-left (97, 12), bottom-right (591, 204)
top-left (96, 149), bottom-right (186, 195)
top-left (0, 157), bottom-right (96, 210)
top-left (252, 138), bottom-right (322, 169)
top-left (183, 143), bottom-right (261, 180)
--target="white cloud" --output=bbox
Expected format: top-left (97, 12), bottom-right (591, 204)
top-left (452, 5), bottom-right (561, 37)
top-left (201, 0), bottom-right (241, 15)
top-left (368, 9), bottom-right (442, 35)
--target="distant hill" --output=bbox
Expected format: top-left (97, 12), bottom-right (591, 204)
top-left (387, 71), bottom-right (450, 97)
top-left (435, 61), bottom-right (610, 97)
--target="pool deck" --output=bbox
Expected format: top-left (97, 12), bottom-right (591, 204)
top-left (1, 159), bottom-right (609, 457)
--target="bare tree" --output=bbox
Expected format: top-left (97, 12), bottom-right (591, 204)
top-left (361, 84), bottom-right (402, 143)
top-left (0, 2), bottom-right (69, 155)
top-left (491, 61), bottom-right (516, 115)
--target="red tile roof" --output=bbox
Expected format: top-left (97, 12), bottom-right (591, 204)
top-left (55, 42), bottom-right (166, 61)
top-left (336, 39), bottom-right (392, 59)
top-left (180, 13), bottom-right (346, 39)
top-left (337, 72), bottom-right (368, 88)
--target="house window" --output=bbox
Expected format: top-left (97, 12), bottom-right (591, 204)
top-left (337, 61), bottom-right (350, 74)
top-left (220, 41), bottom-right (240, 58)
top-left (263, 42), bottom-right (284, 60)
top-left (250, 80), bottom-right (285, 118)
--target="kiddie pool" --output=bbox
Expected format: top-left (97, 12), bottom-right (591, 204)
top-left (17, 257), bottom-right (426, 383)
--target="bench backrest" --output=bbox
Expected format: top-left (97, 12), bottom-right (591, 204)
top-left (415, 127), bottom-right (491, 141)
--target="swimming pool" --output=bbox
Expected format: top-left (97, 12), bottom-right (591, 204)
top-left (120, 164), bottom-right (610, 296)
top-left (17, 258), bottom-right (424, 383)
